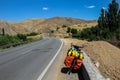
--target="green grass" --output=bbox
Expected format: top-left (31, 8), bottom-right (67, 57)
top-left (0, 34), bottom-right (42, 49)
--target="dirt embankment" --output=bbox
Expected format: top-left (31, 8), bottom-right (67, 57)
top-left (58, 38), bottom-right (120, 80)
top-left (83, 41), bottom-right (120, 80)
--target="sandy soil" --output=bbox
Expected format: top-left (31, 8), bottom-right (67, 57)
top-left (57, 38), bottom-right (120, 80)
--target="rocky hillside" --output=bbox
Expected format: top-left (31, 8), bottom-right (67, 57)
top-left (0, 17), bottom-right (97, 36)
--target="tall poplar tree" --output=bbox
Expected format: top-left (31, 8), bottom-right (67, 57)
top-left (116, 10), bottom-right (120, 40)
top-left (98, 8), bottom-right (105, 29)
top-left (107, 0), bottom-right (119, 32)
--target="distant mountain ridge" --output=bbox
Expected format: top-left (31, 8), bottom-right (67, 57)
top-left (0, 17), bottom-right (97, 36)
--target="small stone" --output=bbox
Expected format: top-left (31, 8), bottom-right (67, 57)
top-left (95, 62), bottom-right (100, 68)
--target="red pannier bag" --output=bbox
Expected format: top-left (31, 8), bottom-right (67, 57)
top-left (74, 59), bottom-right (82, 70)
top-left (64, 56), bottom-right (74, 68)
top-left (64, 56), bottom-right (83, 70)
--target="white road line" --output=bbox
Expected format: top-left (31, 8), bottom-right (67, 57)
top-left (37, 39), bottom-right (63, 80)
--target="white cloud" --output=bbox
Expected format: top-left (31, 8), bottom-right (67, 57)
top-left (42, 7), bottom-right (48, 11)
top-left (86, 5), bottom-right (95, 8)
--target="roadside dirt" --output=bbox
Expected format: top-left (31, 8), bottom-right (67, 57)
top-left (57, 38), bottom-right (120, 80)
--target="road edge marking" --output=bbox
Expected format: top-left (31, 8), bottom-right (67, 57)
top-left (37, 39), bottom-right (63, 80)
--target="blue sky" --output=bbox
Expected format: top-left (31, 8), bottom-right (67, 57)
top-left (0, 0), bottom-right (120, 22)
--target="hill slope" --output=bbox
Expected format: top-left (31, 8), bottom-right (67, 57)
top-left (0, 17), bottom-right (97, 36)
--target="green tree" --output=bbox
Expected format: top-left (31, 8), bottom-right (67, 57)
top-left (117, 10), bottom-right (120, 27)
top-left (80, 27), bottom-right (92, 40)
top-left (67, 27), bottom-right (71, 33)
top-left (17, 34), bottom-right (27, 41)
top-left (97, 0), bottom-right (119, 40)
top-left (71, 28), bottom-right (77, 34)
top-left (116, 10), bottom-right (120, 40)
top-left (98, 8), bottom-right (106, 29)
top-left (107, 0), bottom-right (119, 32)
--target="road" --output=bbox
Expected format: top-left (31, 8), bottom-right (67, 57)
top-left (0, 37), bottom-right (62, 80)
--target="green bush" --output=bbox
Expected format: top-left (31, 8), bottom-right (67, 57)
top-left (27, 32), bottom-right (38, 36)
top-left (72, 33), bottom-right (80, 38)
top-left (0, 35), bottom-right (10, 45)
top-left (17, 34), bottom-right (27, 41)
top-left (62, 24), bottom-right (67, 28)
top-left (67, 27), bottom-right (71, 33)
top-left (50, 30), bottom-right (54, 33)
top-left (71, 28), bottom-right (77, 34)
top-left (64, 36), bottom-right (69, 38)
top-left (0, 33), bottom-right (40, 47)
top-left (0, 35), bottom-right (20, 46)
top-left (56, 27), bottom-right (60, 31)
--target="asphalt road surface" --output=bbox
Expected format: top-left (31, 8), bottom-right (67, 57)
top-left (0, 37), bottom-right (62, 80)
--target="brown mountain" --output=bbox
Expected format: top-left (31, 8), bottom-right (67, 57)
top-left (0, 17), bottom-right (97, 36)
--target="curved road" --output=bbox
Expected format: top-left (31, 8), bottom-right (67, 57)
top-left (0, 37), bottom-right (62, 80)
